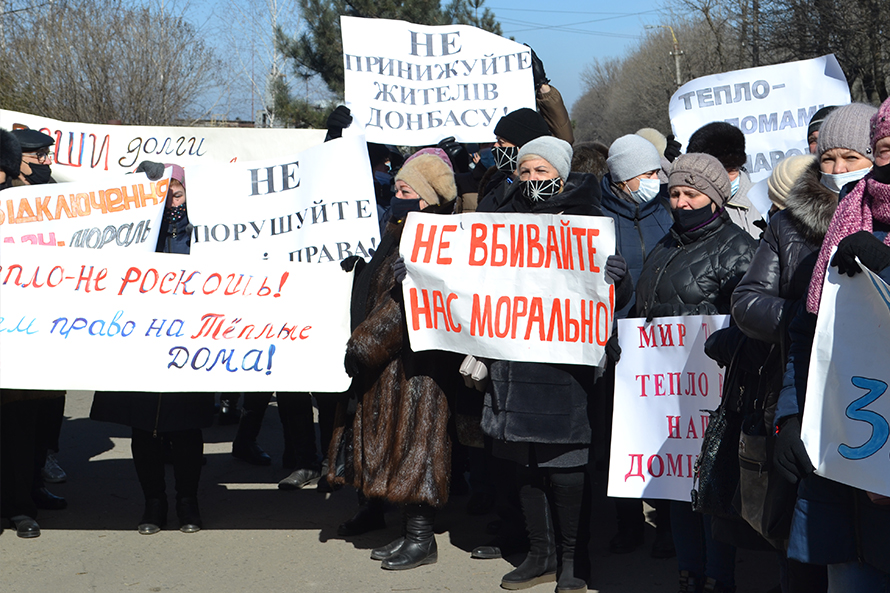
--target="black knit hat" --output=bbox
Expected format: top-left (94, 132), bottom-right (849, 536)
top-left (687, 121), bottom-right (747, 170)
top-left (494, 108), bottom-right (550, 147)
top-left (1, 128), bottom-right (22, 180)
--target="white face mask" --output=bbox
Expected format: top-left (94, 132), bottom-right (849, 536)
top-left (820, 167), bottom-right (871, 193)
top-left (630, 177), bottom-right (660, 203)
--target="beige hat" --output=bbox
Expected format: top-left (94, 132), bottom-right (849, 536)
top-left (635, 128), bottom-right (668, 156)
top-left (767, 154), bottom-right (816, 210)
top-left (395, 153), bottom-right (457, 206)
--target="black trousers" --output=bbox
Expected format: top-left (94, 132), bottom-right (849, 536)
top-left (131, 428), bottom-right (203, 501)
top-left (1, 399), bottom-right (39, 519)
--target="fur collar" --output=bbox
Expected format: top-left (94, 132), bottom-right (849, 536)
top-left (783, 159), bottom-right (838, 244)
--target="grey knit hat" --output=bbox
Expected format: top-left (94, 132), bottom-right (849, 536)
top-left (668, 153), bottom-right (731, 207)
top-left (816, 102), bottom-right (879, 161)
top-left (518, 136), bottom-right (573, 181)
top-left (607, 134), bottom-right (663, 182)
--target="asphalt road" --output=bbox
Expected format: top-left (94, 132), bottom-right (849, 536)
top-left (0, 391), bottom-right (779, 592)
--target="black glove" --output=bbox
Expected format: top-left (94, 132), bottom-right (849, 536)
top-left (437, 136), bottom-right (470, 173)
top-left (326, 105), bottom-right (352, 140)
top-left (605, 334), bottom-right (621, 363)
top-left (340, 255), bottom-right (362, 272)
top-left (774, 416), bottom-right (815, 483)
top-left (664, 134), bottom-right (682, 163)
top-left (605, 254), bottom-right (628, 283)
top-left (525, 44), bottom-right (549, 89)
top-left (344, 351), bottom-right (360, 377)
top-left (392, 256), bottom-right (407, 284)
top-left (831, 231), bottom-right (890, 276)
top-left (134, 160), bottom-right (165, 181)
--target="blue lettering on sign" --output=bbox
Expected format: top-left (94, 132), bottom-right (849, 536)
top-left (837, 376), bottom-right (889, 460)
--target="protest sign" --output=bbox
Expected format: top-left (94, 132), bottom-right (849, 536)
top-left (0, 109), bottom-right (326, 182)
top-left (400, 212), bottom-right (615, 366)
top-left (185, 135), bottom-right (380, 263)
top-left (608, 315), bottom-right (730, 501)
top-left (669, 55), bottom-right (851, 183)
top-left (0, 244), bottom-right (353, 393)
top-left (803, 260), bottom-right (890, 497)
top-left (0, 172), bottom-right (168, 252)
top-left (340, 16), bottom-right (536, 145)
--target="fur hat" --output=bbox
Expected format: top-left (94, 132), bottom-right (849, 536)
top-left (635, 128), bottom-right (668, 156)
top-left (687, 122), bottom-right (747, 170)
top-left (767, 154), bottom-right (816, 210)
top-left (1, 128), bottom-right (23, 180)
top-left (395, 153), bottom-right (457, 206)
top-left (870, 96), bottom-right (890, 150)
top-left (669, 153), bottom-right (731, 207)
top-left (607, 134), bottom-right (662, 182)
top-left (494, 108), bottom-right (550, 147)
top-left (518, 136), bottom-right (573, 181)
top-left (816, 102), bottom-right (878, 161)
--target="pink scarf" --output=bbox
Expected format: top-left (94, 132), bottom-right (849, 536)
top-left (807, 174), bottom-right (890, 313)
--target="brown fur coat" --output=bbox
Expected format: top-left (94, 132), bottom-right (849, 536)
top-left (327, 221), bottom-right (454, 508)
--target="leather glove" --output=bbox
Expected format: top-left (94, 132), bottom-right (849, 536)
top-left (340, 255), bottom-right (363, 272)
top-left (605, 334), bottom-right (621, 364)
top-left (326, 105), bottom-right (352, 139)
top-left (459, 354), bottom-right (490, 392)
top-left (525, 44), bottom-right (549, 89)
top-left (774, 416), bottom-right (815, 483)
top-left (831, 231), bottom-right (890, 276)
top-left (392, 256), bottom-right (407, 284)
top-left (344, 350), bottom-right (360, 378)
top-left (134, 160), bottom-right (166, 181)
top-left (664, 134), bottom-right (682, 162)
top-left (605, 254), bottom-right (628, 283)
top-left (437, 136), bottom-right (470, 173)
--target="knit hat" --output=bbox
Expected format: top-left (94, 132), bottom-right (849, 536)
top-left (404, 147), bottom-right (453, 172)
top-left (767, 154), bottom-right (816, 210)
top-left (807, 105), bottom-right (838, 137)
top-left (669, 153), bottom-right (731, 207)
top-left (518, 136), bottom-right (573, 181)
top-left (395, 153), bottom-right (457, 206)
top-left (816, 102), bottom-right (878, 161)
top-left (687, 122), bottom-right (747, 170)
top-left (869, 96), bottom-right (890, 149)
top-left (494, 108), bottom-right (550, 147)
top-left (10, 128), bottom-right (54, 152)
top-left (607, 134), bottom-right (662, 182)
top-left (1, 128), bottom-right (22, 180)
top-left (367, 143), bottom-right (390, 168)
top-left (165, 163), bottom-right (186, 189)
top-left (635, 128), bottom-right (668, 156)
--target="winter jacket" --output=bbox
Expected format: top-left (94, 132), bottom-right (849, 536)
top-left (725, 171), bottom-right (766, 239)
top-left (634, 211), bottom-right (758, 320)
top-left (537, 84), bottom-right (574, 146)
top-left (599, 173), bottom-right (673, 318)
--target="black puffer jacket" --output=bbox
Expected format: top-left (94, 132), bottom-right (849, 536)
top-left (635, 211), bottom-right (757, 320)
top-left (730, 160), bottom-right (837, 343)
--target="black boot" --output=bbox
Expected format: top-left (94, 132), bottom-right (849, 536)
top-left (381, 504), bottom-right (437, 570)
top-left (371, 510), bottom-right (409, 561)
top-left (218, 394), bottom-right (241, 425)
top-left (678, 570), bottom-right (702, 593)
top-left (138, 498), bottom-right (167, 535)
top-left (500, 484), bottom-right (557, 590)
top-left (338, 497), bottom-right (386, 536)
top-left (550, 471), bottom-right (587, 593)
top-left (176, 497), bottom-right (202, 533)
top-left (232, 393), bottom-right (271, 466)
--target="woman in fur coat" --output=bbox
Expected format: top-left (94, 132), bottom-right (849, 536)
top-left (328, 152), bottom-right (460, 571)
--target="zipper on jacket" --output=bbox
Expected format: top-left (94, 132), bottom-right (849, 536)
top-left (152, 394), bottom-right (162, 438)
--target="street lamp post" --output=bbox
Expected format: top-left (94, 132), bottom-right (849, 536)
top-left (645, 24), bottom-right (684, 87)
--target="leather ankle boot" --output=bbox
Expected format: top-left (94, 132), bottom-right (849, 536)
top-left (232, 406), bottom-right (271, 466)
top-left (550, 475), bottom-right (587, 593)
top-left (371, 511), bottom-right (408, 561)
top-left (500, 485), bottom-right (557, 590)
top-left (138, 498), bottom-right (168, 535)
top-left (381, 504), bottom-right (437, 570)
top-left (176, 497), bottom-right (202, 533)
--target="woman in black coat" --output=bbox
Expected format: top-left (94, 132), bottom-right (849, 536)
top-left (91, 164), bottom-right (214, 534)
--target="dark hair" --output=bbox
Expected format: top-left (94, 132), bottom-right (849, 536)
top-left (570, 141), bottom-right (609, 178)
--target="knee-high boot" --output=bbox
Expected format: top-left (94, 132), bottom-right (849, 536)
top-left (232, 392), bottom-right (271, 465)
top-left (550, 470), bottom-right (588, 593)
top-left (500, 483), bottom-right (557, 590)
top-left (381, 504), bottom-right (437, 570)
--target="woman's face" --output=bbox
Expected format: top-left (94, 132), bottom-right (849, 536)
top-left (394, 180), bottom-right (428, 209)
top-left (819, 148), bottom-right (872, 174)
top-left (518, 157), bottom-right (559, 181)
top-left (874, 137), bottom-right (890, 167)
top-left (624, 169), bottom-right (660, 192)
top-left (167, 179), bottom-right (185, 208)
top-left (669, 185), bottom-right (715, 212)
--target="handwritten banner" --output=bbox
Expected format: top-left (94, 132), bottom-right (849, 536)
top-left (185, 135), bottom-right (380, 262)
top-left (340, 16), bottom-right (536, 145)
top-left (400, 212), bottom-right (615, 365)
top-left (803, 261), bottom-right (890, 497)
top-left (0, 109), bottom-right (326, 182)
top-left (0, 172), bottom-right (168, 251)
top-left (608, 315), bottom-right (730, 502)
top-left (0, 245), bottom-right (353, 392)
top-left (669, 55), bottom-right (851, 183)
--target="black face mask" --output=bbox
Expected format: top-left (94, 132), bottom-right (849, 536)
top-left (872, 161), bottom-right (890, 185)
top-left (493, 146), bottom-right (519, 174)
top-left (24, 163), bottom-right (52, 185)
top-left (673, 203), bottom-right (717, 232)
top-left (389, 195), bottom-right (423, 222)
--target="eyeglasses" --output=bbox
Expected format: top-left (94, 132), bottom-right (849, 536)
top-left (27, 150), bottom-right (53, 163)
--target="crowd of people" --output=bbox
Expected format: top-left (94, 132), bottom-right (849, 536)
top-left (1, 56), bottom-right (889, 593)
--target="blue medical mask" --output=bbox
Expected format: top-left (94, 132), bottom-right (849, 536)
top-left (631, 178), bottom-right (660, 203)
top-left (820, 167), bottom-right (871, 193)
top-left (730, 176), bottom-right (740, 198)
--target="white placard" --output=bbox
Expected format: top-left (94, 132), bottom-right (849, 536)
top-left (669, 55), bottom-right (851, 183)
top-left (400, 212), bottom-right (615, 365)
top-left (0, 244), bottom-right (353, 392)
top-left (186, 135), bottom-right (380, 263)
top-left (1, 172), bottom-right (168, 251)
top-left (0, 109), bottom-right (326, 182)
top-left (340, 16), bottom-right (536, 145)
top-left (803, 260), bottom-right (890, 497)
top-left (608, 315), bottom-right (730, 501)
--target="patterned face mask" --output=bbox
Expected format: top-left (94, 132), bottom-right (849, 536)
top-left (493, 146), bottom-right (519, 173)
top-left (521, 177), bottom-right (563, 202)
